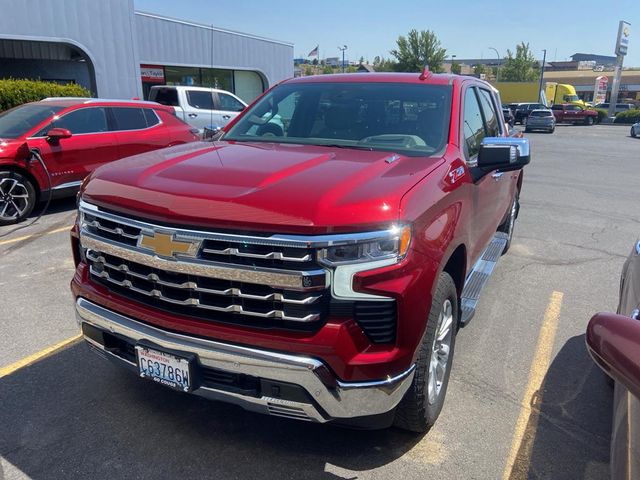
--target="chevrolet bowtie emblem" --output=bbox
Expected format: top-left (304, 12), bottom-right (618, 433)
top-left (139, 231), bottom-right (200, 258)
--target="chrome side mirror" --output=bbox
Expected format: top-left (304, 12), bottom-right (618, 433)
top-left (477, 137), bottom-right (530, 172)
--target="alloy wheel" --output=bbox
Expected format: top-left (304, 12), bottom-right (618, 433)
top-left (428, 299), bottom-right (454, 405)
top-left (0, 177), bottom-right (30, 220)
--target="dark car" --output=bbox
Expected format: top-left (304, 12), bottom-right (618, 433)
top-left (587, 239), bottom-right (640, 478)
top-left (0, 98), bottom-right (200, 225)
top-left (513, 103), bottom-right (547, 124)
top-left (502, 106), bottom-right (515, 126)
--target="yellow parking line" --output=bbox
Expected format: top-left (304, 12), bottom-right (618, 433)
top-left (0, 334), bottom-right (82, 379)
top-left (0, 225), bottom-right (72, 246)
top-left (502, 291), bottom-right (564, 480)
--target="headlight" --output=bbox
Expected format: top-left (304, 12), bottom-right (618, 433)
top-left (321, 225), bottom-right (412, 300)
top-left (319, 225), bottom-right (411, 266)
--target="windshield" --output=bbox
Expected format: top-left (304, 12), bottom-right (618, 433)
top-left (0, 104), bottom-right (64, 139)
top-left (563, 94), bottom-right (579, 102)
top-left (224, 82), bottom-right (453, 156)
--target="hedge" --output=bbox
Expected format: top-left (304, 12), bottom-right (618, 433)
top-left (0, 78), bottom-right (90, 112)
top-left (594, 108), bottom-right (609, 123)
top-left (614, 109), bottom-right (640, 124)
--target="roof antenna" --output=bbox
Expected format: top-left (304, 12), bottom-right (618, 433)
top-left (419, 65), bottom-right (430, 80)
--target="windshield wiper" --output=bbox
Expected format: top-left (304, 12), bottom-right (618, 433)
top-left (312, 143), bottom-right (375, 151)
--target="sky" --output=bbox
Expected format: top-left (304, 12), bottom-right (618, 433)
top-left (134, 0), bottom-right (639, 67)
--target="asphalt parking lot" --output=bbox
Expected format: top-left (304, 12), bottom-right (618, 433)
top-left (1, 124), bottom-right (638, 480)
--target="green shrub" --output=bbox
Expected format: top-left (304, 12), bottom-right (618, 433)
top-left (614, 108), bottom-right (640, 124)
top-left (0, 78), bottom-right (90, 112)
top-left (595, 108), bottom-right (609, 123)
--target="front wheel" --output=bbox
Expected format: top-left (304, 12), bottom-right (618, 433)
top-left (632, 126), bottom-right (637, 138)
top-left (498, 191), bottom-right (519, 254)
top-left (0, 170), bottom-right (36, 226)
top-left (584, 116), bottom-right (594, 126)
top-left (394, 272), bottom-right (458, 433)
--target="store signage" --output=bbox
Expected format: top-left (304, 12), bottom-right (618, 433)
top-left (615, 21), bottom-right (631, 56)
top-left (140, 65), bottom-right (165, 83)
top-left (593, 76), bottom-right (608, 104)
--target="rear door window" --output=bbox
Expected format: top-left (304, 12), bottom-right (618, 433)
top-left (143, 108), bottom-right (160, 127)
top-left (111, 107), bottom-right (149, 131)
top-left (53, 107), bottom-right (108, 134)
top-left (187, 91), bottom-right (215, 110)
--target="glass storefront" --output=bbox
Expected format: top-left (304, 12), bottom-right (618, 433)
top-left (141, 65), bottom-right (265, 103)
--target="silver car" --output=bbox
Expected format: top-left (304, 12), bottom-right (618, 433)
top-left (524, 109), bottom-right (555, 133)
top-left (631, 121), bottom-right (639, 138)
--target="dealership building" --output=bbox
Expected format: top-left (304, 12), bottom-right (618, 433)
top-left (0, 0), bottom-right (293, 103)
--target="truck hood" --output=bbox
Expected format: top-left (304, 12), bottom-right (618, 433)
top-left (82, 141), bottom-right (443, 233)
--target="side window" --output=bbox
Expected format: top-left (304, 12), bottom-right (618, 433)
top-left (111, 108), bottom-right (148, 131)
top-left (477, 89), bottom-right (500, 137)
top-left (53, 107), bottom-right (108, 134)
top-left (143, 108), bottom-right (160, 127)
top-left (151, 88), bottom-right (179, 107)
top-left (218, 93), bottom-right (245, 112)
top-left (186, 90), bottom-right (215, 110)
top-left (462, 88), bottom-right (486, 160)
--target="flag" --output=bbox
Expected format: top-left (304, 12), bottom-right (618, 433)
top-left (308, 45), bottom-right (319, 57)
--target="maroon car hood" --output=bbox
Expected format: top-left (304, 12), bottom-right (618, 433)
top-left (82, 141), bottom-right (443, 233)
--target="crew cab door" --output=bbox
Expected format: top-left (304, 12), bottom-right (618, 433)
top-left (182, 89), bottom-right (220, 130)
top-left (461, 86), bottom-right (512, 263)
top-left (27, 106), bottom-right (118, 188)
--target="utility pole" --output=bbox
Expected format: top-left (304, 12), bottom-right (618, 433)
top-left (338, 45), bottom-right (348, 73)
top-left (538, 49), bottom-right (547, 104)
top-left (488, 47), bottom-right (500, 82)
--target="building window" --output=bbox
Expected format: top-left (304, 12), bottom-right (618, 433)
top-left (201, 68), bottom-right (233, 92)
top-left (234, 71), bottom-right (264, 103)
top-left (164, 66), bottom-right (201, 86)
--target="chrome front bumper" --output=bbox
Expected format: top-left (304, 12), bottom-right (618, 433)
top-left (75, 298), bottom-right (415, 423)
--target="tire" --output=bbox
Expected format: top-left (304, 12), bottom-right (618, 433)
top-left (394, 272), bottom-right (458, 433)
top-left (584, 116), bottom-right (594, 126)
top-left (549, 127), bottom-right (555, 133)
top-left (498, 190), bottom-right (519, 255)
top-left (0, 170), bottom-right (36, 226)
top-left (632, 127), bottom-right (637, 138)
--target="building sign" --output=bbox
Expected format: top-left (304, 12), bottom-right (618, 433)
top-left (615, 21), bottom-right (631, 56)
top-left (140, 65), bottom-right (165, 83)
top-left (594, 76), bottom-right (608, 104)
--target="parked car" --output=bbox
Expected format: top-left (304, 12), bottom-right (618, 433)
top-left (149, 85), bottom-right (247, 131)
top-left (587, 239), bottom-right (640, 479)
top-left (551, 103), bottom-right (599, 125)
top-left (595, 102), bottom-right (636, 114)
top-left (0, 98), bottom-right (199, 225)
top-left (71, 72), bottom-right (530, 432)
top-left (512, 103), bottom-right (547, 124)
top-left (502, 106), bottom-right (515, 127)
top-left (524, 109), bottom-right (555, 133)
top-left (631, 121), bottom-right (639, 138)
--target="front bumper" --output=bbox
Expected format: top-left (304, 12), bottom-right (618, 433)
top-left (76, 297), bottom-right (415, 423)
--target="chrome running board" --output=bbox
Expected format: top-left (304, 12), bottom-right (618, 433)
top-left (460, 232), bottom-right (508, 326)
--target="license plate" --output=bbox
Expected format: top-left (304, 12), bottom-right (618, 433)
top-left (136, 346), bottom-right (192, 392)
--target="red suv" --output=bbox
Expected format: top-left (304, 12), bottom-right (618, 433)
top-left (0, 98), bottom-right (200, 225)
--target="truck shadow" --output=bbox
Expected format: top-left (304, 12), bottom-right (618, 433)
top-left (0, 343), bottom-right (423, 480)
top-left (506, 334), bottom-right (612, 480)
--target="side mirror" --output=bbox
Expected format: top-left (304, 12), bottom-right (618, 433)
top-left (477, 137), bottom-right (530, 172)
top-left (202, 125), bottom-right (224, 141)
top-left (587, 312), bottom-right (640, 399)
top-left (46, 128), bottom-right (72, 143)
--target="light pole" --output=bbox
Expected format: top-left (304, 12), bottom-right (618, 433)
top-left (538, 49), bottom-right (547, 104)
top-left (488, 47), bottom-right (500, 82)
top-left (338, 45), bottom-right (348, 73)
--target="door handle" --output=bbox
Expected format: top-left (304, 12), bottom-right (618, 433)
top-left (492, 172), bottom-right (504, 180)
top-left (222, 115), bottom-right (231, 120)
top-left (188, 113), bottom-right (198, 118)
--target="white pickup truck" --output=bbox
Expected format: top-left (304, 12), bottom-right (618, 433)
top-left (149, 85), bottom-right (247, 131)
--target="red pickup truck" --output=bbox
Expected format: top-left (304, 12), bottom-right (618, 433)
top-left (70, 72), bottom-right (530, 432)
top-left (551, 103), bottom-right (598, 125)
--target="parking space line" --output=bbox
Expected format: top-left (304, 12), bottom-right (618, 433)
top-left (0, 334), bottom-right (82, 379)
top-left (0, 225), bottom-right (72, 246)
top-left (502, 291), bottom-right (564, 480)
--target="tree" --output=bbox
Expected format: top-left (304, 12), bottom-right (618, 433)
top-left (500, 42), bottom-right (539, 82)
top-left (347, 65), bottom-right (357, 73)
top-left (322, 65), bottom-right (333, 74)
top-left (390, 29), bottom-right (447, 73)
top-left (304, 66), bottom-right (314, 76)
top-left (473, 63), bottom-right (486, 76)
top-left (450, 61), bottom-right (461, 75)
top-left (359, 56), bottom-right (365, 65)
